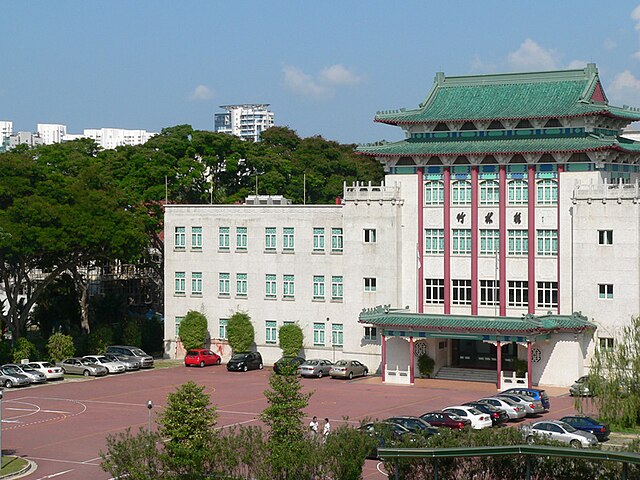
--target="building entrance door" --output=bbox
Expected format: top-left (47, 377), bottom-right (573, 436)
top-left (451, 339), bottom-right (517, 370)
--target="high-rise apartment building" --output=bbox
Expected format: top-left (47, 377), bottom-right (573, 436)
top-left (214, 104), bottom-right (274, 142)
top-left (82, 128), bottom-right (157, 150)
top-left (37, 123), bottom-right (67, 145)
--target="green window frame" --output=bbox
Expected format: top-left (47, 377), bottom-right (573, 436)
top-left (425, 229), bottom-right (444, 254)
top-left (313, 227), bottom-right (325, 252)
top-left (598, 284), bottom-right (613, 299)
top-left (480, 229), bottom-right (499, 255)
top-left (364, 277), bottom-right (377, 292)
top-left (283, 227), bottom-right (294, 251)
top-left (265, 274), bottom-right (277, 298)
top-left (313, 275), bottom-right (325, 300)
top-left (236, 226), bottom-right (247, 250)
top-left (452, 229), bottom-right (471, 255)
top-left (266, 320), bottom-right (277, 344)
top-left (313, 322), bottom-right (325, 346)
top-left (265, 227), bottom-right (276, 251)
top-left (191, 226), bottom-right (202, 249)
top-left (331, 228), bottom-right (343, 253)
top-left (537, 229), bottom-right (558, 256)
top-left (236, 273), bottom-right (248, 297)
top-left (219, 226), bottom-right (230, 250)
top-left (283, 274), bottom-right (295, 298)
top-left (175, 316), bottom-right (184, 337)
top-left (175, 272), bottom-right (186, 295)
top-left (480, 180), bottom-right (499, 205)
top-left (508, 230), bottom-right (528, 255)
top-left (191, 272), bottom-right (202, 295)
top-left (331, 276), bottom-right (344, 301)
top-left (219, 318), bottom-right (228, 339)
top-left (175, 226), bottom-right (186, 249)
top-left (508, 179), bottom-right (528, 205)
top-left (218, 273), bottom-right (230, 296)
top-left (536, 179), bottom-right (558, 205)
top-left (452, 180), bottom-right (472, 205)
top-left (425, 181), bottom-right (444, 205)
top-left (331, 323), bottom-right (344, 347)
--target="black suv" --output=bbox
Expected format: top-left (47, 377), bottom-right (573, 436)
top-left (226, 352), bottom-right (263, 372)
top-left (105, 346), bottom-right (154, 368)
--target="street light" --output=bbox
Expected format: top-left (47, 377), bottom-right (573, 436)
top-left (147, 400), bottom-right (153, 433)
top-left (0, 388), bottom-right (4, 471)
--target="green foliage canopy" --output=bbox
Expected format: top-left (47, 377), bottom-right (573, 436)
top-left (278, 323), bottom-right (303, 357)
top-left (46, 333), bottom-right (75, 363)
top-left (178, 311), bottom-right (208, 351)
top-left (227, 312), bottom-right (254, 353)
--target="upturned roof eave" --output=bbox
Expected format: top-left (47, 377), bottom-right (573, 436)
top-left (374, 111), bottom-right (602, 126)
top-left (355, 145), bottom-right (613, 158)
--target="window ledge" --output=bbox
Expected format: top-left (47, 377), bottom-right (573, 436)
top-left (174, 293), bottom-right (186, 297)
top-left (235, 295), bottom-right (248, 300)
top-left (282, 250), bottom-right (295, 254)
top-left (312, 298), bottom-right (325, 302)
top-left (218, 249), bottom-right (230, 253)
top-left (190, 249), bottom-right (203, 253)
top-left (331, 299), bottom-right (344, 303)
top-left (264, 296), bottom-right (277, 301)
top-left (282, 297), bottom-right (295, 301)
top-left (264, 249), bottom-right (277, 254)
top-left (174, 247), bottom-right (186, 252)
top-left (330, 251), bottom-right (343, 255)
top-left (218, 294), bottom-right (230, 298)
top-left (191, 293), bottom-right (203, 297)
top-left (312, 250), bottom-right (325, 255)
top-left (235, 249), bottom-right (248, 253)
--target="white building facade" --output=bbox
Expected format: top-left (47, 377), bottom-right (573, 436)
top-left (81, 128), bottom-right (157, 149)
top-left (37, 123), bottom-right (67, 145)
top-left (214, 104), bottom-right (274, 142)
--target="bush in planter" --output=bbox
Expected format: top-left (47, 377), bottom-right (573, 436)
top-left (512, 358), bottom-right (528, 377)
top-left (417, 353), bottom-right (435, 378)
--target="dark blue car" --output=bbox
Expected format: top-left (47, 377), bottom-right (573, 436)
top-left (500, 387), bottom-right (550, 411)
top-left (560, 415), bottom-right (610, 441)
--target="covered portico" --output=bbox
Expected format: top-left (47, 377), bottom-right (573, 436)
top-left (359, 306), bottom-right (595, 388)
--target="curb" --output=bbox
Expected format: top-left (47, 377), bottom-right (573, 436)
top-left (0, 459), bottom-right (37, 480)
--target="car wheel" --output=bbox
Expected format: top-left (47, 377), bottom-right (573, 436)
top-left (199, 361), bottom-right (205, 368)
top-left (243, 365), bottom-right (248, 372)
top-left (348, 371), bottom-right (354, 380)
top-left (4, 380), bottom-right (12, 388)
top-left (317, 370), bottom-right (323, 378)
top-left (570, 439), bottom-right (582, 448)
top-left (216, 358), bottom-right (221, 365)
top-left (83, 370), bottom-right (90, 377)
top-left (526, 436), bottom-right (535, 445)
top-left (258, 363), bottom-right (263, 370)
top-left (364, 369), bottom-right (368, 376)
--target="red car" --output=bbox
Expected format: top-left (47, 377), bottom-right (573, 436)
top-left (184, 349), bottom-right (221, 367)
top-left (420, 411), bottom-right (472, 430)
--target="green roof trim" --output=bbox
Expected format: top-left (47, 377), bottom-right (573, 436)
top-left (373, 64), bottom-right (640, 124)
top-left (358, 306), bottom-right (595, 335)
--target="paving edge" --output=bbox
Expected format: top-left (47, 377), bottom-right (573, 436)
top-left (0, 459), bottom-right (37, 480)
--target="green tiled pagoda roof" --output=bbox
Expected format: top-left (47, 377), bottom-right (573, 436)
top-left (358, 306), bottom-right (595, 334)
top-left (357, 134), bottom-right (640, 157)
top-left (374, 65), bottom-right (640, 124)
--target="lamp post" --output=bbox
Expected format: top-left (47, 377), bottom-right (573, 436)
top-left (0, 389), bottom-right (4, 471)
top-left (147, 400), bottom-right (153, 433)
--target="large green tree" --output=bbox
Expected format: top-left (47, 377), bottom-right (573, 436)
top-left (179, 311), bottom-right (208, 351)
top-left (227, 312), bottom-right (254, 353)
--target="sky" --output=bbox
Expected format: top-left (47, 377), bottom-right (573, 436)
top-left (4, 1), bottom-right (640, 144)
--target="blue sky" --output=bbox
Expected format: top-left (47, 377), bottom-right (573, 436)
top-left (4, 1), bottom-right (640, 144)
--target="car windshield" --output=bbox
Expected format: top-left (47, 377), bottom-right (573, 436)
top-left (97, 357), bottom-right (110, 364)
top-left (80, 360), bottom-right (94, 366)
top-left (467, 408), bottom-right (481, 415)
top-left (231, 354), bottom-right (248, 361)
top-left (561, 422), bottom-right (577, 433)
top-left (187, 351), bottom-right (200, 356)
top-left (304, 360), bottom-right (319, 365)
top-left (334, 360), bottom-right (348, 366)
top-left (131, 348), bottom-right (147, 356)
top-left (447, 413), bottom-right (463, 421)
top-left (500, 398), bottom-right (518, 406)
top-left (41, 362), bottom-right (54, 368)
top-left (21, 365), bottom-right (36, 372)
top-left (2, 366), bottom-right (20, 374)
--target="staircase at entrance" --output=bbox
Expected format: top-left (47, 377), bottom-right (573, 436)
top-left (434, 367), bottom-right (498, 384)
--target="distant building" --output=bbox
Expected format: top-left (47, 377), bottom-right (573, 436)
top-left (8, 131), bottom-right (43, 149)
top-left (214, 104), bottom-right (274, 142)
top-left (82, 128), bottom-right (158, 150)
top-left (37, 123), bottom-right (67, 145)
top-left (0, 121), bottom-right (12, 152)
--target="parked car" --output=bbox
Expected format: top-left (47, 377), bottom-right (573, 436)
top-left (184, 349), bottom-right (221, 368)
top-left (420, 411), bottom-right (471, 430)
top-left (359, 422), bottom-right (420, 459)
top-left (298, 359), bottom-right (333, 378)
top-left (385, 416), bottom-right (440, 436)
top-left (569, 375), bottom-right (593, 397)
top-left (463, 401), bottom-right (509, 426)
top-left (522, 420), bottom-right (598, 448)
top-left (83, 355), bottom-right (126, 374)
top-left (226, 352), bottom-right (263, 372)
top-left (105, 346), bottom-right (154, 368)
top-left (27, 361), bottom-right (64, 381)
top-left (273, 356), bottom-right (305, 374)
top-left (4, 364), bottom-right (47, 384)
top-left (497, 393), bottom-right (544, 416)
top-left (443, 406), bottom-right (493, 430)
top-left (329, 360), bottom-right (368, 379)
top-left (501, 387), bottom-right (550, 411)
top-left (57, 358), bottom-right (108, 377)
top-left (560, 415), bottom-right (610, 441)
top-left (103, 353), bottom-right (141, 371)
top-left (0, 365), bottom-right (31, 388)
top-left (476, 397), bottom-right (526, 420)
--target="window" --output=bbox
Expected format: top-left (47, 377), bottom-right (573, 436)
top-left (332, 323), bottom-right (344, 347)
top-left (452, 180), bottom-right (472, 205)
top-left (452, 279), bottom-right (472, 305)
top-left (313, 227), bottom-right (325, 252)
top-left (598, 284), bottom-right (613, 299)
top-left (283, 274), bottom-right (295, 298)
top-left (217, 319), bottom-right (228, 339)
top-left (425, 229), bottom-right (444, 254)
top-left (480, 230), bottom-right (499, 255)
top-left (537, 281), bottom-right (558, 308)
top-left (331, 228), bottom-right (343, 253)
top-left (364, 327), bottom-right (377, 341)
top-left (508, 180), bottom-right (528, 205)
top-left (219, 273), bottom-right (230, 296)
top-left (508, 280), bottom-right (528, 307)
top-left (219, 227), bottom-right (230, 250)
top-left (191, 272), bottom-right (202, 295)
top-left (425, 181), bottom-right (444, 205)
top-left (598, 230), bottom-right (613, 245)
top-left (364, 277), bottom-right (377, 292)
top-left (480, 180), bottom-right (499, 205)
top-left (175, 226), bottom-right (186, 249)
top-left (331, 276), bottom-right (344, 301)
top-left (283, 227), bottom-right (295, 251)
top-left (508, 230), bottom-right (528, 255)
top-left (452, 229), bottom-right (471, 254)
top-left (175, 272), bottom-right (186, 295)
top-left (537, 230), bottom-right (558, 256)
top-left (599, 337), bottom-right (614, 350)
top-left (265, 274), bottom-right (277, 298)
top-left (536, 179), bottom-right (558, 205)
top-left (236, 227), bottom-right (247, 250)
top-left (265, 227), bottom-right (276, 251)
top-left (266, 321), bottom-right (277, 344)
top-left (363, 229), bottom-right (377, 243)
top-left (480, 280), bottom-right (499, 306)
top-left (313, 275), bottom-right (325, 300)
top-left (236, 273), bottom-right (248, 297)
top-left (191, 226), bottom-right (202, 249)
top-left (175, 316), bottom-right (184, 336)
top-left (313, 323), bottom-right (325, 346)
top-left (425, 279), bottom-right (444, 304)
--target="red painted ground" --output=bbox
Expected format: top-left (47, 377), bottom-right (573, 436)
top-left (2, 367), bottom-right (582, 480)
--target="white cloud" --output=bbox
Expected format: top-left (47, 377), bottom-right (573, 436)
top-left (632, 4), bottom-right (640, 30)
top-left (189, 85), bottom-right (214, 101)
top-left (566, 60), bottom-right (588, 69)
top-left (469, 54), bottom-right (497, 73)
top-left (507, 38), bottom-right (559, 71)
top-left (609, 70), bottom-right (640, 92)
top-left (603, 38), bottom-right (617, 51)
top-left (633, 50), bottom-right (640, 60)
top-left (283, 64), bottom-right (362, 100)
top-left (318, 64), bottom-right (362, 86)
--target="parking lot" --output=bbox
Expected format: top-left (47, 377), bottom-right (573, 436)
top-left (2, 364), bottom-right (581, 480)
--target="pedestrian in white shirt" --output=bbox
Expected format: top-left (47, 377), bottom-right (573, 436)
top-left (322, 418), bottom-right (331, 442)
top-left (309, 416), bottom-right (319, 436)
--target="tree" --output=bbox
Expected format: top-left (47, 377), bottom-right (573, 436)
top-left (577, 317), bottom-right (640, 427)
top-left (100, 429), bottom-right (163, 480)
top-left (227, 312), bottom-right (254, 353)
top-left (322, 425), bottom-right (376, 480)
top-left (178, 311), bottom-right (208, 351)
top-left (46, 333), bottom-right (75, 362)
top-left (12, 337), bottom-right (37, 362)
top-left (279, 323), bottom-right (303, 357)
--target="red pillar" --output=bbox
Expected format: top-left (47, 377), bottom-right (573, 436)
top-left (499, 165), bottom-right (507, 316)
top-left (417, 168), bottom-right (424, 313)
top-left (496, 340), bottom-right (502, 390)
top-left (471, 166), bottom-right (479, 315)
top-left (409, 336), bottom-right (415, 384)
top-left (527, 341), bottom-right (533, 388)
top-left (381, 334), bottom-right (387, 382)
top-left (527, 165), bottom-right (536, 314)
top-left (443, 167), bottom-right (451, 314)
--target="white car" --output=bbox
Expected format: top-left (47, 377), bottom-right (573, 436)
top-left (477, 397), bottom-right (527, 420)
top-left (27, 361), bottom-right (64, 380)
top-left (443, 405), bottom-right (493, 429)
top-left (83, 355), bottom-right (126, 374)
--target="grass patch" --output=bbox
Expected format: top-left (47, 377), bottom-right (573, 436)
top-left (0, 455), bottom-right (28, 476)
top-left (610, 425), bottom-right (640, 434)
top-left (152, 359), bottom-right (184, 369)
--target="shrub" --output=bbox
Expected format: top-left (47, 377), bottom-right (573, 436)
top-left (417, 353), bottom-right (435, 378)
top-left (141, 316), bottom-right (163, 355)
top-left (46, 333), bottom-right (75, 363)
top-left (279, 323), bottom-right (303, 357)
top-left (88, 324), bottom-right (114, 354)
top-left (12, 337), bottom-right (38, 362)
top-left (227, 312), bottom-right (254, 353)
top-left (0, 341), bottom-right (12, 364)
top-left (179, 311), bottom-right (208, 351)
top-left (121, 319), bottom-right (142, 347)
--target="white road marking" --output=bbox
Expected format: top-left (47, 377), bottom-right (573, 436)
top-left (5, 408), bottom-right (70, 414)
top-left (34, 468), bottom-right (75, 479)
top-left (376, 461), bottom-right (389, 476)
top-left (29, 457), bottom-right (100, 466)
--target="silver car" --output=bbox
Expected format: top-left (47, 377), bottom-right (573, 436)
top-left (0, 365), bottom-right (31, 388)
top-left (522, 420), bottom-right (598, 448)
top-left (477, 397), bottom-right (526, 420)
top-left (298, 359), bottom-right (333, 378)
top-left (104, 353), bottom-right (141, 371)
top-left (497, 393), bottom-right (544, 416)
top-left (83, 355), bottom-right (126, 374)
top-left (4, 364), bottom-right (47, 384)
top-left (57, 358), bottom-right (108, 377)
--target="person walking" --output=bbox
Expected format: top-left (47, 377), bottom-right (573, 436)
top-left (309, 416), bottom-right (319, 436)
top-left (322, 418), bottom-right (331, 442)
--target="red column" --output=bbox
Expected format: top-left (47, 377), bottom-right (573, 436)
top-left (471, 166), bottom-right (479, 315)
top-left (527, 165), bottom-right (536, 314)
top-left (381, 334), bottom-right (387, 382)
top-left (527, 341), bottom-right (533, 388)
top-left (496, 340), bottom-right (502, 390)
top-left (417, 168), bottom-right (424, 313)
top-left (409, 336), bottom-right (415, 384)
top-left (499, 165), bottom-right (507, 316)
top-left (444, 167), bottom-right (451, 314)
top-left (556, 165), bottom-right (563, 314)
